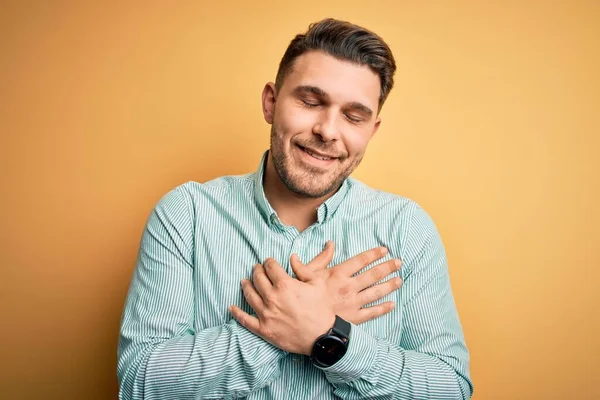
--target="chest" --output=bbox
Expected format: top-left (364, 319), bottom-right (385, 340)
top-left (190, 214), bottom-right (404, 342)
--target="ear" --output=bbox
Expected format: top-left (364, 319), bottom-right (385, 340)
top-left (262, 82), bottom-right (277, 124)
top-left (370, 116), bottom-right (382, 138)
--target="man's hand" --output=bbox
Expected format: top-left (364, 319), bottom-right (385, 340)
top-left (291, 241), bottom-right (402, 325)
top-left (229, 258), bottom-right (336, 355)
top-left (229, 242), bottom-right (402, 354)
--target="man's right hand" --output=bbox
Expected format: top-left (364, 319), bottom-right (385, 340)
top-left (289, 241), bottom-right (402, 325)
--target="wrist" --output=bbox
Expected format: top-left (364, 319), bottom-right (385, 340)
top-left (310, 315), bottom-right (351, 367)
top-left (302, 314), bottom-right (336, 355)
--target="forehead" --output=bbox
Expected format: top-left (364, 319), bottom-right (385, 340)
top-left (281, 51), bottom-right (380, 109)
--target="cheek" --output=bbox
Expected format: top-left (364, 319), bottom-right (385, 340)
top-left (276, 103), bottom-right (315, 134)
top-left (343, 131), bottom-right (371, 157)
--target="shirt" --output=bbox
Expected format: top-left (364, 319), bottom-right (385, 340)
top-left (117, 151), bottom-right (473, 399)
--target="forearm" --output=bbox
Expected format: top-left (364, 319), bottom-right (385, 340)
top-left (322, 325), bottom-right (472, 399)
top-left (118, 319), bottom-right (285, 399)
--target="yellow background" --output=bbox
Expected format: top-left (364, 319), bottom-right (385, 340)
top-left (1, 1), bottom-right (598, 399)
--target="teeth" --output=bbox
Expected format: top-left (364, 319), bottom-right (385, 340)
top-left (305, 148), bottom-right (331, 161)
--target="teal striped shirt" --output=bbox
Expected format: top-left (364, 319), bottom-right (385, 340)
top-left (117, 151), bottom-right (473, 399)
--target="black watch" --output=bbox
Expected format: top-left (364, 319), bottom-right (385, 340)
top-left (310, 315), bottom-right (351, 368)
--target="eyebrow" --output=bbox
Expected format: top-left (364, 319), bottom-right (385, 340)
top-left (292, 85), bottom-right (328, 97)
top-left (292, 85), bottom-right (374, 117)
top-left (346, 101), bottom-right (373, 117)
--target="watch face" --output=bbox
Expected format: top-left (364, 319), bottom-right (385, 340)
top-left (312, 336), bottom-right (348, 368)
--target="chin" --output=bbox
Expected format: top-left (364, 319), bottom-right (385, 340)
top-left (285, 174), bottom-right (342, 199)
top-left (289, 185), bottom-right (334, 199)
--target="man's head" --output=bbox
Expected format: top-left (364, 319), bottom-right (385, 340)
top-left (262, 18), bottom-right (396, 199)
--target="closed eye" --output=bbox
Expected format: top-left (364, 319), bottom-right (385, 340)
top-left (345, 114), bottom-right (363, 124)
top-left (301, 99), bottom-right (321, 108)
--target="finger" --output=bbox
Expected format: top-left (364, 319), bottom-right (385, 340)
top-left (290, 254), bottom-right (314, 282)
top-left (306, 240), bottom-right (335, 272)
top-left (354, 301), bottom-right (396, 324)
top-left (262, 258), bottom-right (290, 287)
top-left (240, 278), bottom-right (265, 314)
top-left (357, 277), bottom-right (402, 307)
top-left (337, 246), bottom-right (389, 277)
top-left (253, 264), bottom-right (274, 297)
top-left (354, 258), bottom-right (401, 289)
top-left (229, 305), bottom-right (261, 333)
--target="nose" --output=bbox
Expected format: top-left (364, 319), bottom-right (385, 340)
top-left (312, 109), bottom-right (340, 142)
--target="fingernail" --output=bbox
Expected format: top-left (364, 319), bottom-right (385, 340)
top-left (381, 247), bottom-right (388, 255)
top-left (396, 278), bottom-right (402, 287)
top-left (389, 302), bottom-right (396, 310)
top-left (326, 240), bottom-right (332, 249)
top-left (394, 259), bottom-right (401, 269)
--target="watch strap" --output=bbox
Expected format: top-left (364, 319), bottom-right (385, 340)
top-left (331, 315), bottom-right (350, 342)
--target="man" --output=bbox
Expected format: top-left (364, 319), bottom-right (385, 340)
top-left (118, 18), bottom-right (473, 399)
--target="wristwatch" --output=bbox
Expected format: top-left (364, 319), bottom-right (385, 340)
top-left (311, 315), bottom-right (351, 368)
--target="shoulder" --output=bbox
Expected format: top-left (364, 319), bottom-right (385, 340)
top-left (152, 173), bottom-right (255, 220)
top-left (162, 173), bottom-right (254, 204)
top-left (176, 173), bottom-right (254, 199)
top-left (346, 177), bottom-right (431, 223)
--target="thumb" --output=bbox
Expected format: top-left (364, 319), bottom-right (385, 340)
top-left (290, 254), bottom-right (314, 282)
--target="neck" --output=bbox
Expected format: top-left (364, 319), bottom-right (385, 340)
top-left (263, 153), bottom-right (337, 232)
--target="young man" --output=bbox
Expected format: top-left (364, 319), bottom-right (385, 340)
top-left (118, 18), bottom-right (473, 399)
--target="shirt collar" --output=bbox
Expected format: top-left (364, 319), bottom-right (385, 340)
top-left (253, 150), bottom-right (350, 227)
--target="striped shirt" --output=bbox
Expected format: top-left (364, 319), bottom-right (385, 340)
top-left (117, 151), bottom-right (473, 399)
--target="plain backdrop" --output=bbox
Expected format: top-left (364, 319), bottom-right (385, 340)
top-left (1, 1), bottom-right (598, 399)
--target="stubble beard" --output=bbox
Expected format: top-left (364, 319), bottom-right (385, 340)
top-left (269, 125), bottom-right (362, 199)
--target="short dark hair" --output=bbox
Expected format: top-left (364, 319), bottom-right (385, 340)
top-left (275, 18), bottom-right (396, 111)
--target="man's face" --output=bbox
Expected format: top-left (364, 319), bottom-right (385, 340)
top-left (263, 50), bottom-right (382, 198)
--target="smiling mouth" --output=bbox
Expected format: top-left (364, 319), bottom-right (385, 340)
top-left (297, 145), bottom-right (338, 161)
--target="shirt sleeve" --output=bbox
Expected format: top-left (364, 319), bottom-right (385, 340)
top-left (320, 203), bottom-right (474, 399)
top-left (117, 184), bottom-right (285, 399)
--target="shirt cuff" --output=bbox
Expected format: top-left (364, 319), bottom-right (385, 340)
top-left (319, 323), bottom-right (381, 383)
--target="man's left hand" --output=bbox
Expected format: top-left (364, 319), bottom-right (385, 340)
top-left (229, 258), bottom-right (335, 355)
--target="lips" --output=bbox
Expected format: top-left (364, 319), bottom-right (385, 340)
top-left (297, 145), bottom-right (338, 161)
